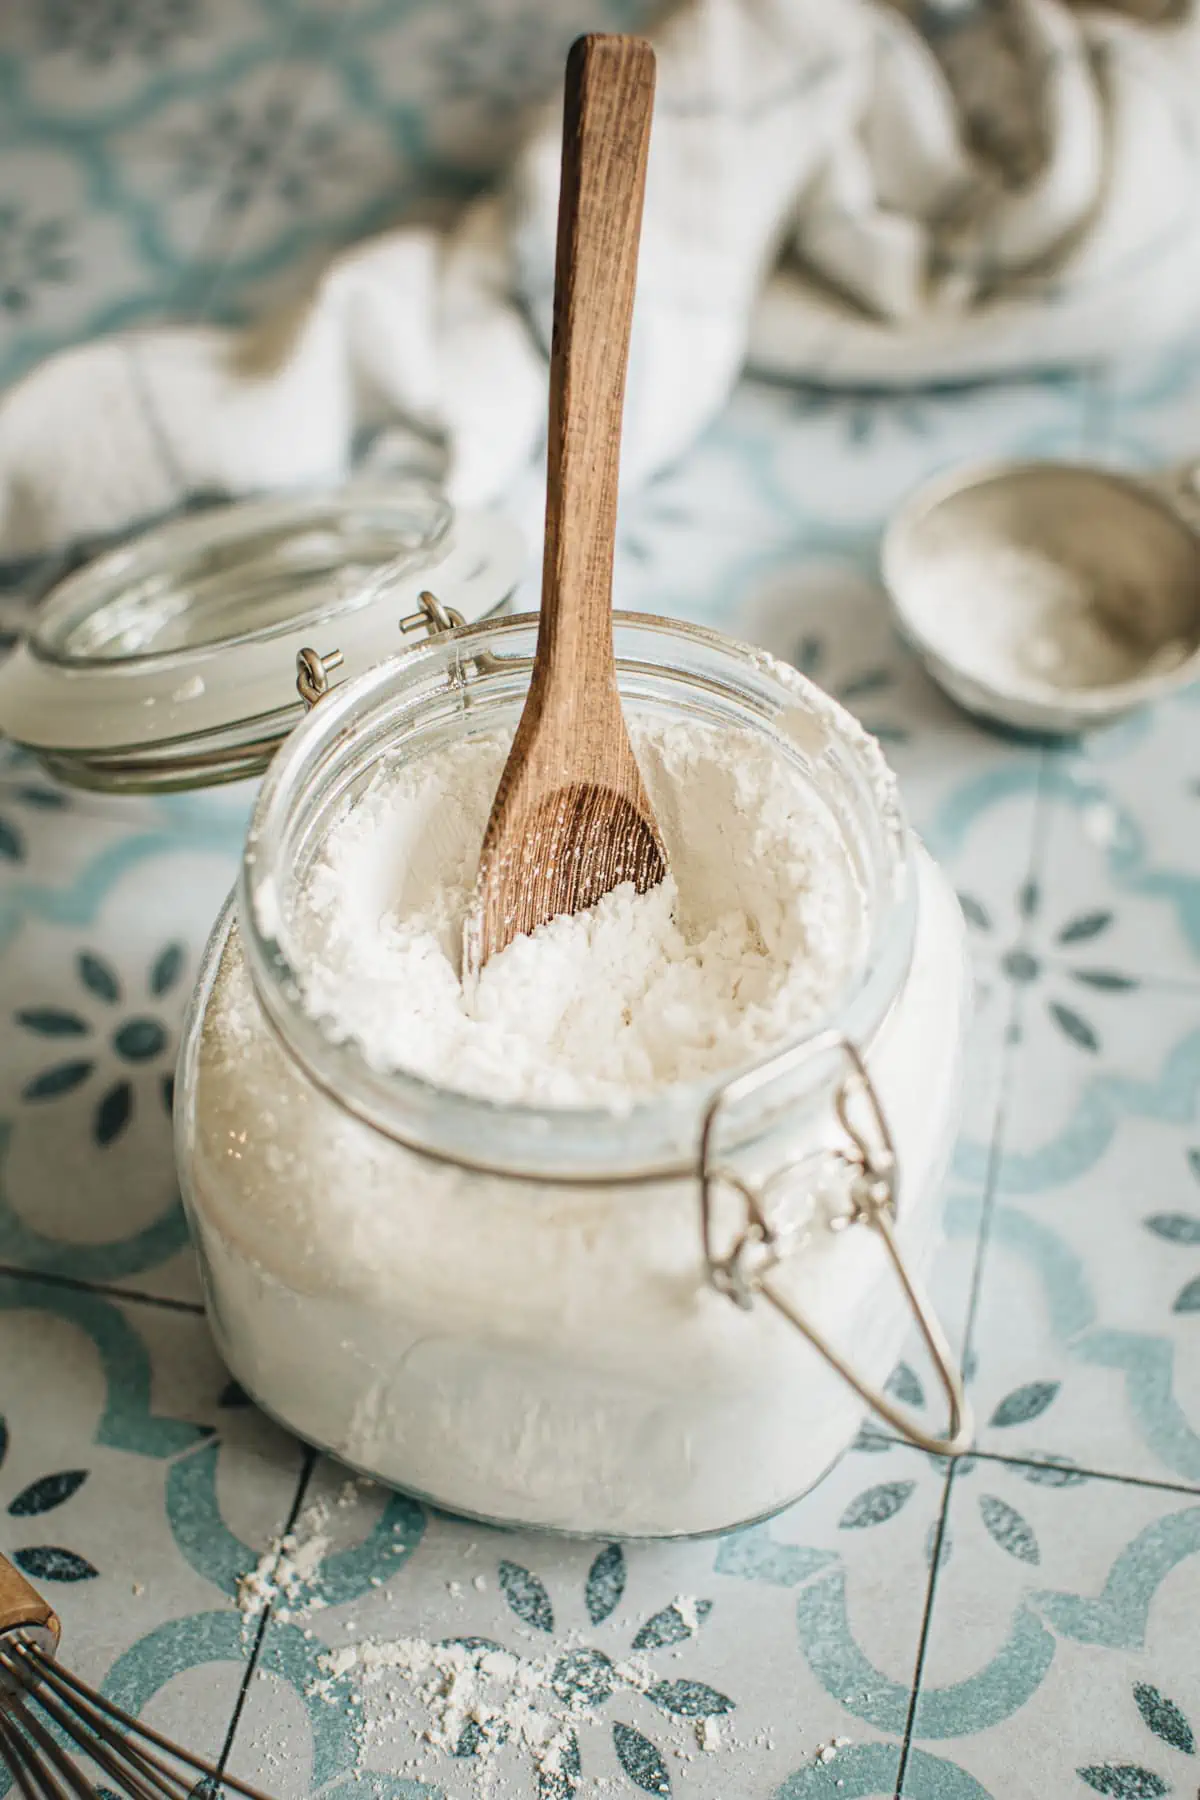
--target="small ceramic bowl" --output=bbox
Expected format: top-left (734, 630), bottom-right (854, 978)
top-left (881, 460), bottom-right (1200, 735)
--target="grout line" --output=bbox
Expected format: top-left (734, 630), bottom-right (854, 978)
top-left (958, 976), bottom-right (1026, 1376)
top-left (894, 1459), bottom-right (957, 1798)
top-left (960, 749), bottom-right (1054, 1371)
top-left (214, 1448), bottom-right (318, 1779)
top-left (859, 1431), bottom-right (1200, 1501)
top-left (0, 1262), bottom-right (205, 1316)
top-left (966, 945), bottom-right (1200, 1005)
top-left (968, 1444), bottom-right (1200, 1501)
top-left (896, 752), bottom-right (1050, 1794)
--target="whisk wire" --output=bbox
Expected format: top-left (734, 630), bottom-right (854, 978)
top-left (2, 1682), bottom-right (96, 1800)
top-left (11, 1656), bottom-right (184, 1800)
top-left (0, 1711), bottom-right (46, 1800)
top-left (20, 1650), bottom-right (195, 1795)
top-left (0, 1638), bottom-right (276, 1800)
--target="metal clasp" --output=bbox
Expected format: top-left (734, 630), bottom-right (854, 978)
top-left (399, 590), bottom-right (465, 638)
top-left (400, 587), bottom-right (504, 697)
top-left (296, 591), bottom-right (466, 713)
top-left (699, 1032), bottom-right (972, 1459)
top-left (295, 647), bottom-right (344, 710)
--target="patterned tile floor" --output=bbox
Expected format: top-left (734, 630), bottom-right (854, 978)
top-left (3, 5), bottom-right (1200, 1800)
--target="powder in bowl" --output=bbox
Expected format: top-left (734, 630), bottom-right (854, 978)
top-left (883, 462), bottom-right (1200, 729)
top-left (899, 541), bottom-right (1191, 695)
top-left (291, 718), bottom-right (866, 1109)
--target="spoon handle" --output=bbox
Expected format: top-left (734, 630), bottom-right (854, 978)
top-left (537, 33), bottom-right (656, 694)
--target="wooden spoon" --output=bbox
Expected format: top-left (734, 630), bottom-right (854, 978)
top-left (464, 33), bottom-right (667, 977)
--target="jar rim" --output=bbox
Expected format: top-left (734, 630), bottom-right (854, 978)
top-left (237, 610), bottom-right (916, 1182)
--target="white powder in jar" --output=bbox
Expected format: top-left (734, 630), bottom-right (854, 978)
top-left (291, 717), bottom-right (866, 1108)
top-left (188, 673), bottom-right (969, 1535)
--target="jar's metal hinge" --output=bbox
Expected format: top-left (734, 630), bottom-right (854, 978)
top-left (296, 591), bottom-right (464, 711)
top-left (699, 1032), bottom-right (973, 1459)
top-left (295, 646), bottom-right (344, 710)
top-left (399, 590), bottom-right (465, 639)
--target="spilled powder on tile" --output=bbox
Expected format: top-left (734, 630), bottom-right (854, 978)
top-left (236, 1477), bottom-right (368, 1629)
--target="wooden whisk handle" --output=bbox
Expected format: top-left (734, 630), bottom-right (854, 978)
top-left (0, 1552), bottom-right (61, 1649)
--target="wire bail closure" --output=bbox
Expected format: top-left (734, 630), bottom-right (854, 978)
top-left (699, 1032), bottom-right (972, 1458)
top-left (296, 591), bottom-right (464, 712)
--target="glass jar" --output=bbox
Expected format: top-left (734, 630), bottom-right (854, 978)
top-left (175, 611), bottom-right (971, 1539)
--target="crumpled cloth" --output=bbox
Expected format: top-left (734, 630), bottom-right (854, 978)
top-left (1, 0), bottom-right (1198, 559)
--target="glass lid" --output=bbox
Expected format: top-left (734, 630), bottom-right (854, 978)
top-left (30, 486), bottom-right (453, 666)
top-left (0, 483), bottom-right (526, 792)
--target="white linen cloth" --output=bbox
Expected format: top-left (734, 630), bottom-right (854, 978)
top-left (2, 0), bottom-right (1199, 558)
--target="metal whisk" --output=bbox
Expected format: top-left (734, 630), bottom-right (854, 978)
top-left (1, 1553), bottom-right (275, 1800)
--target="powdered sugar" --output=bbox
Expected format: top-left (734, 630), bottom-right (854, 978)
top-left (671, 1594), bottom-right (703, 1635)
top-left (902, 541), bottom-right (1191, 697)
top-left (236, 1479), bottom-right (370, 1629)
top-left (316, 1633), bottom-right (659, 1793)
top-left (292, 718), bottom-right (864, 1108)
top-left (228, 1484), bottom-right (861, 1798)
top-left (237, 1531), bottom-right (330, 1628)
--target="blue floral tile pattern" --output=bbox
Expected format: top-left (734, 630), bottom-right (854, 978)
top-left (906, 1462), bottom-right (1200, 1798)
top-left (1077, 1681), bottom-right (1197, 1798)
top-left (33, 0), bottom-right (206, 66)
top-left (18, 942), bottom-right (183, 1144)
top-left (0, 202), bottom-right (74, 317)
top-left (400, 1546), bottom-right (739, 1788)
top-left (3, 2), bottom-right (1200, 1797)
top-left (2, 1418), bottom-right (96, 1582)
top-left (794, 634), bottom-right (910, 746)
top-left (0, 778), bottom-right (68, 862)
top-left (958, 885), bottom-right (1139, 1058)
